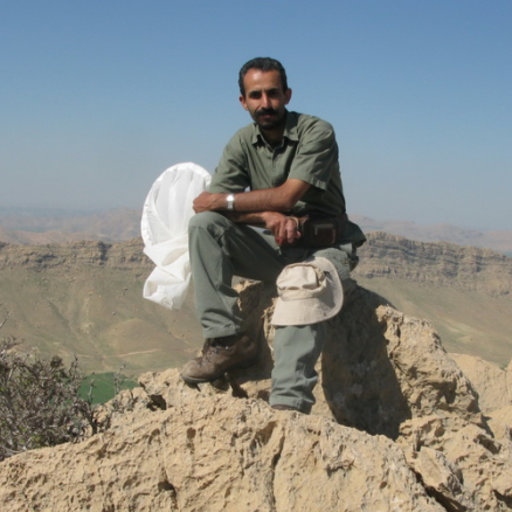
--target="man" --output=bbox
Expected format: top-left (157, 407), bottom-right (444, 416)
top-left (180, 57), bottom-right (365, 413)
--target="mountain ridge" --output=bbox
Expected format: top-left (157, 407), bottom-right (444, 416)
top-left (1, 208), bottom-right (511, 254)
top-left (1, 233), bottom-right (510, 295)
top-left (0, 233), bottom-right (511, 372)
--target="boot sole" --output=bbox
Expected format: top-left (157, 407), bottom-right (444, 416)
top-left (180, 355), bottom-right (259, 385)
top-left (180, 372), bottom-right (220, 385)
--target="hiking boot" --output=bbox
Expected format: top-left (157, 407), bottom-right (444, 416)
top-left (180, 334), bottom-right (258, 384)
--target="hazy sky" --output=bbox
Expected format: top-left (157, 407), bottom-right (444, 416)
top-left (1, 1), bottom-right (511, 231)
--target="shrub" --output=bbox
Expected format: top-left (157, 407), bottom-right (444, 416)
top-left (0, 339), bottom-right (96, 462)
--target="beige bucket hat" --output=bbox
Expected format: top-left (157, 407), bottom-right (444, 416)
top-left (271, 256), bottom-right (344, 326)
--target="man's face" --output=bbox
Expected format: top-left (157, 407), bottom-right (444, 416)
top-left (239, 69), bottom-right (292, 131)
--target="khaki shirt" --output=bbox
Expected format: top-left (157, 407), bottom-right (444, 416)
top-left (209, 111), bottom-right (366, 246)
top-left (209, 111), bottom-right (345, 217)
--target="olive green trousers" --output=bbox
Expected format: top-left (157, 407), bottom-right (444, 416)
top-left (188, 211), bottom-right (356, 413)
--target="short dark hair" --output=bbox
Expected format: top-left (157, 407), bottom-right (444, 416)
top-left (238, 57), bottom-right (288, 96)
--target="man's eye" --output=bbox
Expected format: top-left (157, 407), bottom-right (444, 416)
top-left (249, 92), bottom-right (262, 99)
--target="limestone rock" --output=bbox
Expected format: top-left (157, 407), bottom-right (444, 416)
top-left (235, 285), bottom-right (481, 438)
top-left (487, 405), bottom-right (512, 443)
top-left (451, 353), bottom-right (512, 413)
top-left (398, 415), bottom-right (512, 511)
top-left (0, 376), bottom-right (443, 512)
top-left (354, 231), bottom-right (512, 297)
top-left (1, 283), bottom-right (512, 511)
top-left (400, 445), bottom-right (471, 511)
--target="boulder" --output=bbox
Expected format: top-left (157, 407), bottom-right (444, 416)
top-left (1, 283), bottom-right (512, 511)
top-left (0, 373), bottom-right (443, 512)
top-left (451, 353), bottom-right (512, 413)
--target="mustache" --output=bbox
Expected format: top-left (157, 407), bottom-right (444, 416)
top-left (255, 108), bottom-right (278, 117)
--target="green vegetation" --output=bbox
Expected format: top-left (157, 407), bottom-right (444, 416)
top-left (79, 372), bottom-right (137, 404)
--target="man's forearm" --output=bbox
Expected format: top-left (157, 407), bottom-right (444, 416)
top-left (230, 188), bottom-right (293, 212)
top-left (193, 189), bottom-right (290, 214)
top-left (223, 210), bottom-right (305, 247)
top-left (193, 178), bottom-right (311, 214)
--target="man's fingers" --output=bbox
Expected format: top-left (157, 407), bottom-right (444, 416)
top-left (278, 217), bottom-right (300, 245)
top-left (289, 217), bottom-right (303, 241)
top-left (265, 213), bottom-right (300, 246)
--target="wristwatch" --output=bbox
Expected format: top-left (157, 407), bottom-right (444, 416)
top-left (226, 193), bottom-right (235, 211)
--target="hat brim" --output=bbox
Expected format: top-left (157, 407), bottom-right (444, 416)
top-left (271, 257), bottom-right (344, 326)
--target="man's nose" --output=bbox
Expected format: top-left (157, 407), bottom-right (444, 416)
top-left (261, 93), bottom-right (272, 108)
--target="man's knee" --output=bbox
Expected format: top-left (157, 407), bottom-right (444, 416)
top-left (188, 211), bottom-right (231, 232)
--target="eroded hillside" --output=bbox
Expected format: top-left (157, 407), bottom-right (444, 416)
top-left (0, 233), bottom-right (511, 372)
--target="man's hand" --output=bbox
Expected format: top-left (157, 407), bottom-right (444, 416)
top-left (193, 191), bottom-right (223, 213)
top-left (262, 212), bottom-right (303, 246)
top-left (192, 179), bottom-right (310, 246)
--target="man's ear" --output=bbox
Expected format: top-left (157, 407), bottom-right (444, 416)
top-left (239, 94), bottom-right (249, 111)
top-left (285, 88), bottom-right (292, 104)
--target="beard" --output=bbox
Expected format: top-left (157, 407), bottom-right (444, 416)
top-left (254, 108), bottom-right (286, 130)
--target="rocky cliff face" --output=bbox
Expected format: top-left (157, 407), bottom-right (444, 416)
top-left (0, 283), bottom-right (511, 511)
top-left (355, 232), bottom-right (512, 297)
top-left (0, 238), bottom-right (149, 270)
top-left (1, 232), bottom-right (510, 293)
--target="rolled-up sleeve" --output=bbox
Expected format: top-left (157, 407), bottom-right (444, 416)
top-left (208, 134), bottom-right (250, 193)
top-left (288, 121), bottom-right (339, 191)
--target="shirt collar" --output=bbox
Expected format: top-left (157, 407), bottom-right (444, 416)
top-left (251, 111), bottom-right (299, 146)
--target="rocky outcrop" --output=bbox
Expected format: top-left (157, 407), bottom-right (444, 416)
top-left (351, 215), bottom-right (512, 255)
top-left (0, 239), bottom-right (149, 271)
top-left (0, 379), bottom-right (445, 512)
top-left (355, 232), bottom-right (512, 297)
top-left (1, 283), bottom-right (511, 511)
top-left (1, 232), bottom-right (511, 295)
top-left (450, 353), bottom-right (512, 462)
top-left (451, 353), bottom-right (512, 413)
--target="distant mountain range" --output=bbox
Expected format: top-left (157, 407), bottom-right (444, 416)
top-left (1, 210), bottom-right (510, 512)
top-left (0, 233), bottom-right (510, 376)
top-left (351, 214), bottom-right (512, 256)
top-left (0, 208), bottom-right (511, 255)
top-left (0, 208), bottom-right (141, 245)
top-left (1, 208), bottom-right (511, 373)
